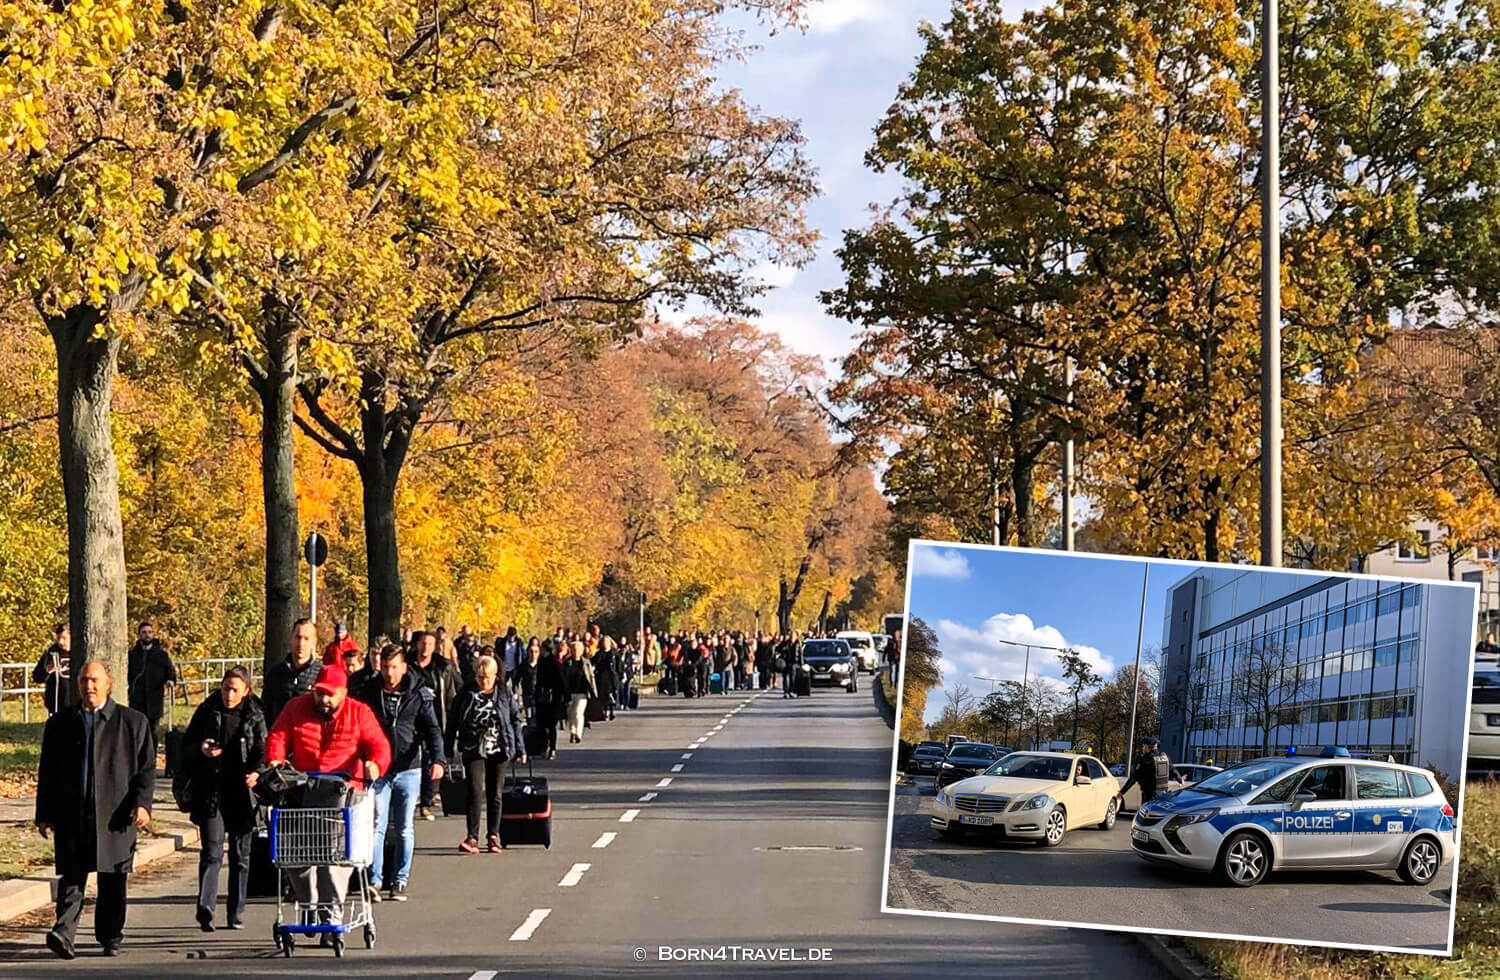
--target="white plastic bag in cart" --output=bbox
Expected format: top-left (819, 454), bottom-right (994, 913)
top-left (345, 790), bottom-right (376, 866)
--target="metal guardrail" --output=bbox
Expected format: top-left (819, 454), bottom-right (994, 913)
top-left (0, 655), bottom-right (260, 725)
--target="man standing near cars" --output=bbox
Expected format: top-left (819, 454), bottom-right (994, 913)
top-left (263, 619), bottom-right (322, 724)
top-left (33, 623), bottom-right (72, 716)
top-left (1117, 736), bottom-right (1172, 810)
top-left (126, 621), bottom-right (175, 737)
top-left (410, 631), bottom-right (460, 820)
top-left (354, 645), bottom-right (443, 902)
top-left (35, 661), bottom-right (155, 959)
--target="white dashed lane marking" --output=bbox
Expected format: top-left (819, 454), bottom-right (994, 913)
top-left (682, 753), bottom-right (693, 759)
top-left (671, 764), bottom-right (684, 772)
top-left (592, 832), bottom-right (617, 849)
top-left (621, 809), bottom-right (641, 822)
top-left (638, 792), bottom-right (657, 802)
top-left (656, 777), bottom-right (673, 787)
top-left (558, 863), bottom-right (590, 887)
top-left (508, 910), bottom-right (550, 941)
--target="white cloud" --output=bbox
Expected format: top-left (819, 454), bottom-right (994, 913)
top-left (937, 658), bottom-right (958, 676)
top-left (910, 547), bottom-right (972, 581)
top-left (933, 613), bottom-right (1115, 686)
top-left (804, 0), bottom-right (893, 33)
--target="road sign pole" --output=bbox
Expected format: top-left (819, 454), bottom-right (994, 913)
top-left (1260, 0), bottom-right (1283, 567)
top-left (1124, 563), bottom-right (1150, 763)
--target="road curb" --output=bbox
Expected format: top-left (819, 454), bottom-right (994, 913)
top-left (0, 816), bottom-right (200, 924)
top-left (1131, 933), bottom-right (1222, 980)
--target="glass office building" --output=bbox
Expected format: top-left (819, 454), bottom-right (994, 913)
top-left (1159, 569), bottom-right (1475, 778)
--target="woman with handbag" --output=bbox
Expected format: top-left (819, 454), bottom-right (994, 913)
top-left (179, 666), bottom-right (266, 930)
top-left (446, 655), bottom-right (525, 855)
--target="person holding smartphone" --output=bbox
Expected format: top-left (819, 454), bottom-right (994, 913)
top-left (179, 666), bottom-right (266, 931)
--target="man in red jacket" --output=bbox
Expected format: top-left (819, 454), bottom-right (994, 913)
top-left (265, 663), bottom-right (390, 930)
top-left (322, 621), bottom-right (359, 666)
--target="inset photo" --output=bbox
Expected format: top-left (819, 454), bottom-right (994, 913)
top-left (883, 541), bottom-right (1480, 956)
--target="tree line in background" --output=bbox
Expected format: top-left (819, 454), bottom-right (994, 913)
top-left (830, 0), bottom-right (1500, 571)
top-left (0, 0), bottom-right (901, 680)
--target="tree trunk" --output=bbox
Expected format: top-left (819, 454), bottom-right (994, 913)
top-left (778, 549), bottom-right (814, 634)
top-left (362, 462), bottom-right (403, 647)
top-left (49, 306), bottom-right (128, 683)
top-left (1011, 451), bottom-right (1035, 548)
top-left (258, 317), bottom-right (301, 674)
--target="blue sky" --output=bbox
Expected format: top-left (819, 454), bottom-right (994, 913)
top-left (907, 544), bottom-right (1177, 724)
top-left (662, 0), bottom-right (1029, 371)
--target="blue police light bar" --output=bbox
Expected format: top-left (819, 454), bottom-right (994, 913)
top-left (1319, 746), bottom-right (1351, 758)
top-left (1285, 745), bottom-right (1297, 756)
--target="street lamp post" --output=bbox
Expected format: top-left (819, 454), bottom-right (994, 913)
top-left (1124, 563), bottom-right (1150, 762)
top-left (1260, 0), bottom-right (1283, 567)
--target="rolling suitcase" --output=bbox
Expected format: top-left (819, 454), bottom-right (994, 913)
top-left (499, 761), bottom-right (551, 848)
top-left (162, 683), bottom-right (186, 777)
top-left (794, 667), bottom-right (812, 697)
top-left (657, 673), bottom-right (677, 696)
top-left (439, 761), bottom-right (468, 817)
top-left (626, 687), bottom-right (640, 710)
top-left (709, 672), bottom-right (724, 694)
top-left (247, 824), bottom-right (278, 897)
top-left (585, 695), bottom-right (606, 723)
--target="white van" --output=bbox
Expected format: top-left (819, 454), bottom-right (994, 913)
top-left (835, 630), bottom-right (879, 673)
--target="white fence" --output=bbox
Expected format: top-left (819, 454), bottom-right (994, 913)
top-left (0, 655), bottom-right (261, 725)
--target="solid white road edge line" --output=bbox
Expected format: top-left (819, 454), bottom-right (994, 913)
top-left (508, 910), bottom-right (551, 941)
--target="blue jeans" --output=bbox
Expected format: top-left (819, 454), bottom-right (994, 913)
top-left (371, 768), bottom-right (421, 888)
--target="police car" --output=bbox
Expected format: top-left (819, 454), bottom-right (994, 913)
top-left (1130, 747), bottom-right (1454, 887)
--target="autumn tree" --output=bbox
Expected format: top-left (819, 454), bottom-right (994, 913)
top-left (289, 0), bottom-right (817, 642)
top-left (1058, 648), bottom-right (1101, 750)
top-left (899, 617), bottom-right (944, 741)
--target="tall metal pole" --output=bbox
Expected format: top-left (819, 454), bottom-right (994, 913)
top-left (1124, 563), bottom-right (1150, 763)
top-left (1062, 355), bottom-right (1075, 551)
top-left (1259, 0), bottom-right (1283, 567)
top-left (992, 388), bottom-right (1002, 546)
top-left (1021, 644), bottom-right (1032, 747)
top-left (308, 561), bottom-right (318, 623)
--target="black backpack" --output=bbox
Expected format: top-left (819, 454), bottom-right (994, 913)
top-left (1152, 751), bottom-right (1172, 787)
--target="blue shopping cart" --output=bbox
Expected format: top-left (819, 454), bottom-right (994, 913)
top-left (269, 773), bottom-right (376, 957)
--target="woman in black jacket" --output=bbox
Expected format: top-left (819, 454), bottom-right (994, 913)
top-left (446, 656), bottom-right (524, 854)
top-left (592, 639), bottom-right (620, 721)
top-left (520, 638), bottom-right (565, 760)
top-left (180, 666), bottom-right (266, 931)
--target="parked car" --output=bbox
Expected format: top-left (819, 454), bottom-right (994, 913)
top-left (1471, 668), bottom-right (1500, 767)
top-left (1130, 747), bottom-right (1455, 887)
top-left (936, 742), bottom-right (1009, 790)
top-left (906, 744), bottom-right (947, 778)
top-left (835, 630), bottom-right (879, 673)
top-left (930, 751), bottom-right (1122, 846)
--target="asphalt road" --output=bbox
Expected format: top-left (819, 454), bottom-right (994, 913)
top-left (0, 683), bottom-right (1162, 977)
top-left (886, 775), bottom-right (1457, 953)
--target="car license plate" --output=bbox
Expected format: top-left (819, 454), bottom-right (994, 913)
top-left (960, 814), bottom-right (994, 826)
top-left (1132, 829), bottom-right (1149, 843)
top-left (1488, 714), bottom-right (1500, 727)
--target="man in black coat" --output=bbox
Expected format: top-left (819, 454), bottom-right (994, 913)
top-left (261, 619), bottom-right (321, 725)
top-left (1117, 736), bottom-right (1174, 810)
top-left (35, 661), bottom-right (155, 959)
top-left (126, 621), bottom-right (175, 734)
top-left (352, 646), bottom-right (443, 900)
top-left (409, 631), bottom-right (460, 820)
top-left (32, 623), bottom-right (72, 716)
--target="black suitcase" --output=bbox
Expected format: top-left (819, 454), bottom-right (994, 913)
top-left (247, 825), bottom-right (277, 897)
top-left (657, 674), bottom-right (677, 696)
top-left (499, 763), bottom-right (551, 848)
top-left (626, 687), bottom-right (640, 710)
top-left (439, 763), bottom-right (468, 817)
top-left (585, 696), bottom-right (605, 723)
top-left (162, 683), bottom-right (186, 776)
top-left (795, 668), bottom-right (812, 697)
